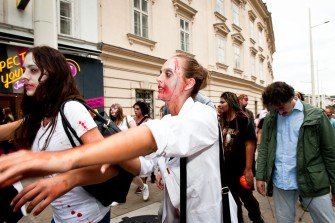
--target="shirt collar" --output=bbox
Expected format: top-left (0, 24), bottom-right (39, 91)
top-left (293, 96), bottom-right (303, 112)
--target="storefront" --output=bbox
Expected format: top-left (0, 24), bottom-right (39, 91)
top-left (0, 43), bottom-right (104, 120)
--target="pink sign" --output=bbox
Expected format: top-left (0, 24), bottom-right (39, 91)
top-left (85, 97), bottom-right (104, 108)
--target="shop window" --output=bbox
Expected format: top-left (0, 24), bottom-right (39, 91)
top-left (135, 89), bottom-right (154, 118)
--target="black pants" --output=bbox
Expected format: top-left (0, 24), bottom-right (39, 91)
top-left (0, 185), bottom-right (24, 223)
top-left (229, 176), bottom-right (262, 223)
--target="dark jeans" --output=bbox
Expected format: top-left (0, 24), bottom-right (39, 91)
top-left (51, 210), bottom-right (110, 223)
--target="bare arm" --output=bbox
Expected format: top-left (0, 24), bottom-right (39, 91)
top-left (0, 120), bottom-right (21, 141)
top-left (0, 125), bottom-right (156, 187)
top-left (244, 139), bottom-right (256, 187)
top-left (11, 127), bottom-right (120, 215)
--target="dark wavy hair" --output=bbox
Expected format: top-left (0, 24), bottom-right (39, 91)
top-left (133, 101), bottom-right (150, 116)
top-left (262, 81), bottom-right (295, 111)
top-left (14, 46), bottom-right (83, 149)
top-left (219, 92), bottom-right (244, 126)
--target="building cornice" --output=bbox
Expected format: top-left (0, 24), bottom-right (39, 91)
top-left (209, 70), bottom-right (265, 92)
top-left (101, 44), bottom-right (165, 69)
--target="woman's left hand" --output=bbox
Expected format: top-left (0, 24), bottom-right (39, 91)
top-left (12, 176), bottom-right (70, 216)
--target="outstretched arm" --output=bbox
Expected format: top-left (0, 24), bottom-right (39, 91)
top-left (0, 125), bottom-right (156, 188)
top-left (0, 120), bottom-right (21, 141)
top-left (12, 164), bottom-right (119, 216)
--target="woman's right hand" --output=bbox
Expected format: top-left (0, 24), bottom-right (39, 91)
top-left (155, 174), bottom-right (164, 190)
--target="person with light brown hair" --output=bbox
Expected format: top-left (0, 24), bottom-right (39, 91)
top-left (109, 103), bottom-right (136, 130)
top-left (0, 54), bottom-right (236, 222)
top-left (109, 102), bottom-right (149, 206)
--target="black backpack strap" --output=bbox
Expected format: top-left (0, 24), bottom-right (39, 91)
top-left (219, 125), bottom-right (231, 223)
top-left (180, 157), bottom-right (187, 222)
top-left (60, 100), bottom-right (83, 147)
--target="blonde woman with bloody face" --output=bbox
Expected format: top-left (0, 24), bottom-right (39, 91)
top-left (0, 55), bottom-right (233, 222)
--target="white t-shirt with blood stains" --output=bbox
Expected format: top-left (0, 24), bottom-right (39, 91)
top-left (32, 101), bottom-right (109, 223)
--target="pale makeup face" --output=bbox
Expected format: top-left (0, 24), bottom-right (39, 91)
top-left (157, 57), bottom-right (187, 102)
top-left (110, 106), bottom-right (119, 117)
top-left (21, 52), bottom-right (47, 96)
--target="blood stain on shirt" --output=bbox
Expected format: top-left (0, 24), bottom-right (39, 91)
top-left (79, 121), bottom-right (88, 131)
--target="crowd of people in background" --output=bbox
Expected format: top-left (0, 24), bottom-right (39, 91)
top-left (0, 47), bottom-right (335, 223)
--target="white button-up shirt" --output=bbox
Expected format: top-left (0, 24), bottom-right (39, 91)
top-left (141, 98), bottom-right (223, 223)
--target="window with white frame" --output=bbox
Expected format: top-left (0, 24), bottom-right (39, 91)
top-left (258, 29), bottom-right (262, 47)
top-left (259, 60), bottom-right (264, 80)
top-left (249, 20), bottom-right (254, 39)
top-left (180, 18), bottom-right (190, 52)
top-left (216, 0), bottom-right (224, 15)
top-left (234, 45), bottom-right (241, 69)
top-left (133, 0), bottom-right (148, 38)
top-left (251, 55), bottom-right (255, 75)
top-left (60, 0), bottom-right (72, 35)
top-left (218, 37), bottom-right (225, 64)
top-left (233, 3), bottom-right (239, 26)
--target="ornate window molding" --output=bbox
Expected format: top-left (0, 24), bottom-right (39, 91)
top-left (232, 23), bottom-right (242, 32)
top-left (251, 75), bottom-right (257, 81)
top-left (214, 23), bottom-right (230, 37)
top-left (250, 37), bottom-right (256, 44)
top-left (214, 11), bottom-right (227, 22)
top-left (233, 68), bottom-right (243, 75)
top-left (126, 33), bottom-right (157, 50)
top-left (216, 62), bottom-right (229, 70)
top-left (258, 53), bottom-right (265, 61)
top-left (248, 10), bottom-right (257, 21)
top-left (172, 0), bottom-right (197, 20)
top-left (231, 33), bottom-right (245, 45)
top-left (257, 22), bottom-right (264, 30)
top-left (175, 49), bottom-right (195, 58)
top-left (258, 46), bottom-right (263, 52)
top-left (249, 46), bottom-right (258, 55)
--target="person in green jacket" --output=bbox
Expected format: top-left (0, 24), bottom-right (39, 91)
top-left (256, 81), bottom-right (335, 223)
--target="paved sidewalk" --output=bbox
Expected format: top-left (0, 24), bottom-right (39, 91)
top-left (18, 178), bottom-right (317, 223)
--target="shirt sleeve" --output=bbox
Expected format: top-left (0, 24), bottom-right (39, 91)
top-left (63, 101), bottom-right (97, 138)
top-left (145, 103), bottom-right (218, 157)
top-left (245, 117), bottom-right (257, 141)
